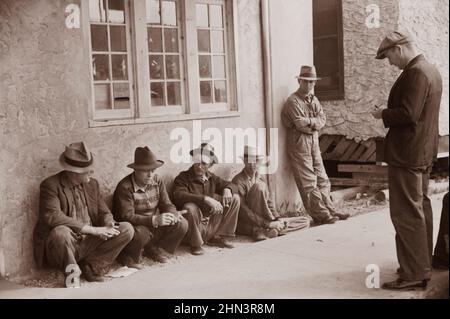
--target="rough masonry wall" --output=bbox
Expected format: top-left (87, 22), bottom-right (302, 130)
top-left (320, 0), bottom-right (449, 140)
top-left (399, 0), bottom-right (449, 136)
top-left (0, 0), bottom-right (265, 278)
top-left (320, 0), bottom-right (400, 141)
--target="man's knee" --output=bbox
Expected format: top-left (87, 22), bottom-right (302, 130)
top-left (251, 181), bottom-right (267, 193)
top-left (174, 217), bottom-right (189, 235)
top-left (47, 226), bottom-right (74, 244)
top-left (117, 222), bottom-right (134, 242)
top-left (182, 203), bottom-right (201, 221)
top-left (231, 194), bottom-right (240, 205)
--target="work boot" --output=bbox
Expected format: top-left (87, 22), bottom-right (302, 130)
top-left (79, 261), bottom-right (105, 282)
top-left (144, 246), bottom-right (169, 263)
top-left (332, 212), bottom-right (350, 220)
top-left (264, 228), bottom-right (279, 238)
top-left (208, 236), bottom-right (234, 248)
top-left (190, 246), bottom-right (205, 256)
top-left (317, 216), bottom-right (339, 225)
top-left (252, 228), bottom-right (268, 241)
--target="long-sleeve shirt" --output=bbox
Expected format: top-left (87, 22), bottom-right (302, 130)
top-left (232, 169), bottom-right (278, 228)
top-left (172, 165), bottom-right (237, 209)
top-left (281, 89), bottom-right (326, 147)
top-left (113, 173), bottom-right (176, 227)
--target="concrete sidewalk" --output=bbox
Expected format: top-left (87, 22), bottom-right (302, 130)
top-left (0, 194), bottom-right (448, 299)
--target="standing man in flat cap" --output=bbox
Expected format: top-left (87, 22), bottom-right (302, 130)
top-left (281, 65), bottom-right (349, 225)
top-left (372, 31), bottom-right (442, 290)
top-left (34, 142), bottom-right (134, 287)
top-left (172, 143), bottom-right (240, 255)
top-left (113, 146), bottom-right (188, 266)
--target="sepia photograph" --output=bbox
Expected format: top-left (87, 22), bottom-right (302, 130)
top-left (0, 0), bottom-right (448, 308)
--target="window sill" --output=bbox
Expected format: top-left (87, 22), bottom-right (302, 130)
top-left (89, 111), bottom-right (241, 128)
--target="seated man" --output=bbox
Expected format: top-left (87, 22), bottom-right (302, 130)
top-left (33, 142), bottom-right (134, 288)
top-left (113, 146), bottom-right (188, 266)
top-left (172, 143), bottom-right (240, 255)
top-left (232, 146), bottom-right (285, 241)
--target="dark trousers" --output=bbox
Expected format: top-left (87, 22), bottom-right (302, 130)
top-left (119, 218), bottom-right (188, 262)
top-left (182, 194), bottom-right (240, 248)
top-left (433, 192), bottom-right (449, 267)
top-left (388, 166), bottom-right (433, 281)
top-left (45, 222), bottom-right (134, 271)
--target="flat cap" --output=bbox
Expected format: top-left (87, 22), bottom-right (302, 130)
top-left (376, 31), bottom-right (413, 59)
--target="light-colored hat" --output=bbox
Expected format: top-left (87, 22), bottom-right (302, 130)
top-left (127, 146), bottom-right (164, 170)
top-left (240, 145), bottom-right (266, 162)
top-left (190, 143), bottom-right (218, 164)
top-left (59, 141), bottom-right (94, 174)
top-left (376, 31), bottom-right (413, 59)
top-left (295, 65), bottom-right (322, 81)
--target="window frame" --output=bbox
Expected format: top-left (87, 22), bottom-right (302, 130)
top-left (312, 0), bottom-right (345, 101)
top-left (82, 0), bottom-right (241, 126)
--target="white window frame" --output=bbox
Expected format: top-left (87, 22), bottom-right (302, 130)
top-left (82, 0), bottom-right (241, 127)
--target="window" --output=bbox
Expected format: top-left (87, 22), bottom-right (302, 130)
top-left (84, 0), bottom-right (238, 123)
top-left (313, 0), bottom-right (344, 100)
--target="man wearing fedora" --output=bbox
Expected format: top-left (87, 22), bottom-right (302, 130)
top-left (113, 146), bottom-right (188, 265)
top-left (33, 142), bottom-right (134, 287)
top-left (281, 65), bottom-right (349, 225)
top-left (232, 145), bottom-right (285, 241)
top-left (172, 143), bottom-right (240, 255)
top-left (372, 31), bottom-right (442, 290)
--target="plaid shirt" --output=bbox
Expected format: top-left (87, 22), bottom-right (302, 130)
top-left (113, 173), bottom-right (177, 227)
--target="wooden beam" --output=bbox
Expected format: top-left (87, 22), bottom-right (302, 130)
top-left (359, 144), bottom-right (377, 162)
top-left (319, 135), bottom-right (336, 153)
top-left (338, 164), bottom-right (388, 174)
top-left (341, 142), bottom-right (359, 161)
top-left (330, 177), bottom-right (388, 187)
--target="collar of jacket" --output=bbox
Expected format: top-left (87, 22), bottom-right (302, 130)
top-left (404, 54), bottom-right (424, 71)
top-left (295, 88), bottom-right (313, 102)
top-left (61, 170), bottom-right (82, 188)
top-left (188, 165), bottom-right (212, 182)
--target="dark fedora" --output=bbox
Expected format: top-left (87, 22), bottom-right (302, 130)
top-left (59, 141), bottom-right (94, 174)
top-left (127, 146), bottom-right (164, 170)
top-left (376, 31), bottom-right (413, 59)
top-left (295, 65), bottom-right (322, 81)
top-left (190, 143), bottom-right (218, 164)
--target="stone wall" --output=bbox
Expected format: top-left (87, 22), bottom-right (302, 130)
top-left (0, 0), bottom-right (265, 278)
top-left (320, 0), bottom-right (449, 141)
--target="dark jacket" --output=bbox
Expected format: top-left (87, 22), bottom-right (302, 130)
top-left (112, 173), bottom-right (177, 226)
top-left (172, 166), bottom-right (237, 210)
top-left (33, 171), bottom-right (114, 268)
top-left (382, 54), bottom-right (442, 168)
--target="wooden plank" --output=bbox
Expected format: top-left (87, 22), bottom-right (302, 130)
top-left (348, 144), bottom-right (367, 161)
top-left (325, 138), bottom-right (352, 160)
top-left (340, 142), bottom-right (360, 161)
top-left (359, 144), bottom-right (377, 162)
top-left (330, 177), bottom-right (388, 187)
top-left (352, 173), bottom-right (387, 180)
top-left (338, 164), bottom-right (388, 174)
top-left (319, 135), bottom-right (336, 153)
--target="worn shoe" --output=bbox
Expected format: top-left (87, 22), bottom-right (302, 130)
top-left (124, 261), bottom-right (144, 270)
top-left (381, 278), bottom-right (427, 290)
top-left (332, 212), bottom-right (350, 220)
top-left (264, 228), bottom-right (279, 238)
top-left (252, 228), bottom-right (268, 241)
top-left (190, 246), bottom-right (205, 256)
top-left (79, 262), bottom-right (105, 282)
top-left (208, 236), bottom-right (235, 248)
top-left (318, 216), bottom-right (339, 225)
top-left (144, 247), bottom-right (169, 263)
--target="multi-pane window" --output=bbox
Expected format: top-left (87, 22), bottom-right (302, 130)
top-left (196, 3), bottom-right (228, 106)
top-left (85, 0), bottom-right (237, 122)
top-left (89, 0), bottom-right (134, 119)
top-left (147, 0), bottom-right (183, 108)
top-left (313, 0), bottom-right (345, 100)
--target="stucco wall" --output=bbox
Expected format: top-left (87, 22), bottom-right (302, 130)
top-left (320, 0), bottom-right (449, 141)
top-left (399, 0), bottom-right (449, 136)
top-left (269, 0), bottom-right (314, 214)
top-left (0, 0), bottom-right (265, 277)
